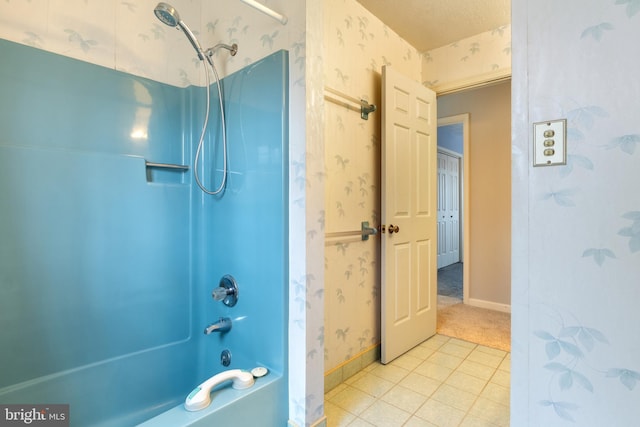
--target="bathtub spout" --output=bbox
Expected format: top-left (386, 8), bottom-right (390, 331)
top-left (204, 317), bottom-right (232, 334)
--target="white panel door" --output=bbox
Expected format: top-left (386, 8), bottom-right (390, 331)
top-left (381, 65), bottom-right (437, 364)
top-left (437, 151), bottom-right (460, 268)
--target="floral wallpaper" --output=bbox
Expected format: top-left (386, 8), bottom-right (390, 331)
top-left (0, 0), bottom-right (306, 88)
top-left (323, 0), bottom-right (422, 373)
top-left (422, 25), bottom-right (511, 92)
top-left (512, 0), bottom-right (640, 425)
top-left (0, 1), bottom-right (325, 426)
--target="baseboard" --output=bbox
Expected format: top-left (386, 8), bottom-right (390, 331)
top-left (466, 297), bottom-right (511, 313)
top-left (324, 344), bottom-right (380, 393)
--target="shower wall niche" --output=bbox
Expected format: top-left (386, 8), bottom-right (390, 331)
top-left (0, 38), bottom-right (288, 426)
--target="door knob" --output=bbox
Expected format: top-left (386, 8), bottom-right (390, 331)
top-left (388, 224), bottom-right (399, 234)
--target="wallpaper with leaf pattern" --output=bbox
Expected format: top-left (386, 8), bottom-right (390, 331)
top-left (512, 0), bottom-right (640, 425)
top-left (0, 1), bottom-right (327, 426)
top-left (422, 25), bottom-right (512, 90)
top-left (323, 0), bottom-right (422, 372)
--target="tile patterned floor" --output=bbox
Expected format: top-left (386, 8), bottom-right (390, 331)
top-left (324, 334), bottom-right (510, 427)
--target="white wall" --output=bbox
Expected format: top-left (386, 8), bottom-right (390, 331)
top-left (512, 0), bottom-right (640, 425)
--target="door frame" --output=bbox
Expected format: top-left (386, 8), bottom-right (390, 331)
top-left (437, 114), bottom-right (469, 304)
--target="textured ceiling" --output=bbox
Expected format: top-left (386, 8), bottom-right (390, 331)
top-left (356, 0), bottom-right (511, 52)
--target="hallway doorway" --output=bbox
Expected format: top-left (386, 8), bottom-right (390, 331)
top-left (436, 81), bottom-right (511, 314)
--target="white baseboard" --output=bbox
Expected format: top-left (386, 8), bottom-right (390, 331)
top-left (466, 297), bottom-right (511, 313)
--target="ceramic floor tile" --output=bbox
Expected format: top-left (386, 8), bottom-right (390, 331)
top-left (459, 414), bottom-right (500, 427)
top-left (490, 369), bottom-right (510, 388)
top-left (325, 400), bottom-right (357, 427)
top-left (427, 351), bottom-right (464, 370)
top-left (398, 373), bottom-right (442, 397)
top-left (414, 398), bottom-right (467, 427)
top-left (498, 356), bottom-right (510, 372)
top-left (324, 335), bottom-right (510, 427)
top-left (328, 385), bottom-right (376, 415)
top-left (466, 348), bottom-right (504, 368)
top-left (444, 370), bottom-right (488, 395)
top-left (406, 345), bottom-right (436, 361)
top-left (475, 345), bottom-right (507, 358)
top-left (439, 342), bottom-right (475, 359)
top-left (344, 370), bottom-right (369, 385)
top-left (457, 359), bottom-right (497, 381)
top-left (368, 363), bottom-right (410, 384)
top-left (468, 397), bottom-right (510, 427)
top-left (415, 360), bottom-right (454, 382)
top-left (420, 334), bottom-right (450, 349)
top-left (326, 383), bottom-right (349, 400)
top-left (359, 400), bottom-right (411, 427)
top-left (380, 385), bottom-right (428, 413)
top-left (430, 383), bottom-right (479, 412)
top-left (480, 382), bottom-right (510, 406)
top-left (389, 353), bottom-right (423, 371)
top-left (403, 416), bottom-right (438, 427)
top-left (349, 373), bottom-right (395, 398)
top-left (446, 337), bottom-right (477, 349)
top-left (347, 418), bottom-right (375, 427)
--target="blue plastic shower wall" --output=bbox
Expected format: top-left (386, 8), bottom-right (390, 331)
top-left (0, 38), bottom-right (288, 426)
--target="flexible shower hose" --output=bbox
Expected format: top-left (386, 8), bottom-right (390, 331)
top-left (193, 53), bottom-right (228, 195)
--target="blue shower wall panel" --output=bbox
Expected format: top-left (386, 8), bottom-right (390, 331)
top-left (0, 39), bottom-right (195, 424)
top-left (0, 39), bottom-right (185, 162)
top-left (196, 51), bottom-right (288, 377)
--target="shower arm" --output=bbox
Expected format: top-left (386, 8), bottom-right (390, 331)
top-left (205, 43), bottom-right (238, 59)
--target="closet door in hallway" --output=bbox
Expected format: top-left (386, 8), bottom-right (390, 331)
top-left (437, 150), bottom-right (461, 268)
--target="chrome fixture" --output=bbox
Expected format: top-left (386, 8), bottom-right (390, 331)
top-left (204, 317), bottom-right (232, 335)
top-left (153, 2), bottom-right (238, 195)
top-left (154, 2), bottom-right (205, 60)
top-left (324, 221), bottom-right (378, 241)
top-left (206, 43), bottom-right (238, 57)
top-left (212, 274), bottom-right (239, 307)
top-left (221, 349), bottom-right (232, 367)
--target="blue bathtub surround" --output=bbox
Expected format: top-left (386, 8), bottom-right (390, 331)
top-left (0, 38), bottom-right (288, 427)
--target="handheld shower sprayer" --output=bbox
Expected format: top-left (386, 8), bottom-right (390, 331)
top-left (154, 2), bottom-right (205, 60)
top-left (153, 2), bottom-right (238, 196)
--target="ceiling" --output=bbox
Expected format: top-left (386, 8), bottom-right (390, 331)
top-left (356, 0), bottom-right (511, 52)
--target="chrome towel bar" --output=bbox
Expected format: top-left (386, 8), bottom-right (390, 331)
top-left (145, 161), bottom-right (189, 171)
top-left (325, 221), bottom-right (378, 241)
top-left (324, 86), bottom-right (377, 120)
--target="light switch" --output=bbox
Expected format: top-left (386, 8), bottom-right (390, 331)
top-left (533, 119), bottom-right (566, 167)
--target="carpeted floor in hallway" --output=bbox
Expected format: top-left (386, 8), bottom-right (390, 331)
top-left (437, 262), bottom-right (511, 352)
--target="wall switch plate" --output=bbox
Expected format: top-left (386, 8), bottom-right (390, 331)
top-left (533, 119), bottom-right (566, 167)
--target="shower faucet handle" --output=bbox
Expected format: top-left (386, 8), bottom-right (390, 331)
top-left (212, 274), bottom-right (238, 307)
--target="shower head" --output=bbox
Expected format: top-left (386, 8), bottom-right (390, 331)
top-left (154, 2), bottom-right (179, 27)
top-left (154, 2), bottom-right (205, 60)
